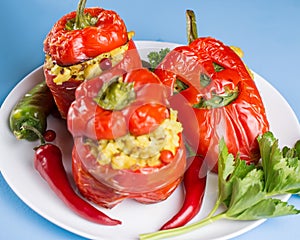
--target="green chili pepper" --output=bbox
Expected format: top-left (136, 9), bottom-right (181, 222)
top-left (9, 81), bottom-right (55, 141)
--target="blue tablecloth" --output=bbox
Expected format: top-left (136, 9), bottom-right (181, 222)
top-left (1, 1), bottom-right (300, 239)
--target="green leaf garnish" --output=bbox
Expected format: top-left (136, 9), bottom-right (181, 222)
top-left (213, 62), bottom-right (225, 72)
top-left (258, 131), bottom-right (300, 195)
top-left (200, 73), bottom-right (211, 87)
top-left (193, 88), bottom-right (239, 109)
top-left (174, 79), bottom-right (189, 93)
top-left (147, 48), bottom-right (170, 70)
top-left (226, 169), bottom-right (265, 217)
top-left (139, 132), bottom-right (300, 240)
top-left (232, 198), bottom-right (300, 220)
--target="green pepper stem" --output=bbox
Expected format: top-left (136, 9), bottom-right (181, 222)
top-left (139, 212), bottom-right (227, 240)
top-left (94, 76), bottom-right (136, 110)
top-left (186, 10), bottom-right (198, 44)
top-left (21, 124), bottom-right (46, 145)
top-left (75, 0), bottom-right (89, 29)
top-left (65, 0), bottom-right (98, 30)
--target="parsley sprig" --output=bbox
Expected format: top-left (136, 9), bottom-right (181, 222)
top-left (146, 48), bottom-right (170, 70)
top-left (260, 131), bottom-right (300, 195)
top-left (139, 131), bottom-right (300, 240)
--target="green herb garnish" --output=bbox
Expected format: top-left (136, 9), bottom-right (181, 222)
top-left (139, 131), bottom-right (300, 240)
top-left (213, 62), bottom-right (225, 72)
top-left (146, 48), bottom-right (170, 70)
top-left (259, 131), bottom-right (300, 195)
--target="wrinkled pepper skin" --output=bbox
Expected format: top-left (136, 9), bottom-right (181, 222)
top-left (44, 8), bottom-right (129, 66)
top-left (71, 137), bottom-right (185, 209)
top-left (155, 37), bottom-right (270, 172)
top-left (68, 68), bottom-right (186, 208)
top-left (68, 68), bottom-right (170, 140)
top-left (43, 2), bottom-right (141, 119)
top-left (44, 40), bottom-right (141, 119)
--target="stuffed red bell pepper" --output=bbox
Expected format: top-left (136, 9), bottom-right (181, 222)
top-left (155, 11), bottom-right (269, 173)
top-left (43, 0), bottom-right (141, 119)
top-left (67, 68), bottom-right (186, 208)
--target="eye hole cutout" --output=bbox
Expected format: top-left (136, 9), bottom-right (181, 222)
top-left (200, 73), bottom-right (211, 88)
top-left (193, 87), bottom-right (239, 109)
top-left (174, 78), bottom-right (189, 94)
top-left (213, 62), bottom-right (225, 72)
top-left (174, 73), bottom-right (212, 94)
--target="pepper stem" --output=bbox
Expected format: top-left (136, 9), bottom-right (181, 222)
top-left (21, 124), bottom-right (46, 145)
top-left (94, 76), bottom-right (136, 110)
top-left (75, 0), bottom-right (89, 29)
top-left (65, 0), bottom-right (98, 30)
top-left (186, 10), bottom-right (198, 44)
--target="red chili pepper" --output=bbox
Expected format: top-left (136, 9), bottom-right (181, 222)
top-left (34, 143), bottom-right (121, 225)
top-left (68, 68), bottom-right (186, 208)
top-left (43, 0), bottom-right (142, 119)
top-left (155, 10), bottom-right (269, 172)
top-left (160, 156), bottom-right (207, 230)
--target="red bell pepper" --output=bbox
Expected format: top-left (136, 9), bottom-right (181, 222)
top-left (67, 68), bottom-right (186, 208)
top-left (155, 11), bottom-right (269, 173)
top-left (43, 0), bottom-right (141, 119)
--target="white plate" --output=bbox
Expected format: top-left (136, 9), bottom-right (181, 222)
top-left (1, 41), bottom-right (300, 240)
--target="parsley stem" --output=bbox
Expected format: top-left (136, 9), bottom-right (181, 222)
top-left (139, 212), bottom-right (227, 240)
top-left (206, 196), bottom-right (222, 218)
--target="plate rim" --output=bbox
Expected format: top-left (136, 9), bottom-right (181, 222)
top-left (0, 40), bottom-right (299, 240)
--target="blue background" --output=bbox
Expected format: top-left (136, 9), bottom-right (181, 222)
top-left (1, 0), bottom-right (300, 239)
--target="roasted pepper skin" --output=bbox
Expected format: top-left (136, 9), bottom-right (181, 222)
top-left (68, 68), bottom-right (170, 140)
top-left (71, 137), bottom-right (185, 208)
top-left (44, 7), bottom-right (129, 66)
top-left (155, 37), bottom-right (270, 172)
top-left (68, 68), bottom-right (186, 208)
top-left (9, 81), bottom-right (54, 141)
top-left (43, 0), bottom-right (142, 119)
top-left (44, 39), bottom-right (141, 119)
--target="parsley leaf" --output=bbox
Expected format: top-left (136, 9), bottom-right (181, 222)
top-left (218, 139), bottom-right (255, 207)
top-left (233, 198), bottom-right (300, 220)
top-left (258, 131), bottom-right (300, 195)
top-left (213, 62), bottom-right (225, 72)
top-left (140, 132), bottom-right (300, 240)
top-left (226, 169), bottom-right (265, 217)
top-left (146, 48), bottom-right (170, 70)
